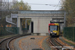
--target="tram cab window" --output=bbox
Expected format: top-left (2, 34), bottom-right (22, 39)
top-left (50, 25), bottom-right (58, 32)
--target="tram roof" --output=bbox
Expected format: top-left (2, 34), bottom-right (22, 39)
top-left (49, 23), bottom-right (59, 26)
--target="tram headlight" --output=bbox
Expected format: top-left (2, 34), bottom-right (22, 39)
top-left (50, 32), bottom-right (52, 33)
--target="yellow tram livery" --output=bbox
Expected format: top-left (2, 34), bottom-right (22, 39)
top-left (48, 23), bottom-right (60, 36)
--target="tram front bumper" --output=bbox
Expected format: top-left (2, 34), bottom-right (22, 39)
top-left (50, 33), bottom-right (57, 36)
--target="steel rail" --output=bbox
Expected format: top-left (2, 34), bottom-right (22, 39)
top-left (49, 37), bottom-right (72, 50)
top-left (0, 35), bottom-right (19, 50)
top-left (0, 34), bottom-right (31, 50)
top-left (47, 37), bottom-right (59, 50)
top-left (7, 34), bottom-right (31, 50)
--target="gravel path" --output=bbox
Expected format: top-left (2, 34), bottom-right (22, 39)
top-left (14, 36), bottom-right (28, 50)
top-left (12, 35), bottom-right (51, 50)
top-left (42, 38), bottom-right (51, 50)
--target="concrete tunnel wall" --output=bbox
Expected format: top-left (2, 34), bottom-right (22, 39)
top-left (17, 16), bottom-right (52, 35)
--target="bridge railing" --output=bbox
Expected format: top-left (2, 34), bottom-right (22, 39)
top-left (6, 15), bottom-right (17, 25)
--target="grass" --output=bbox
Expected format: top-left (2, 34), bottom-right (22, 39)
top-left (62, 37), bottom-right (75, 46)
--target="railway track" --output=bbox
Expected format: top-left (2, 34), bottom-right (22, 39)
top-left (48, 36), bottom-right (73, 50)
top-left (49, 37), bottom-right (62, 50)
top-left (0, 34), bottom-right (31, 50)
top-left (48, 37), bottom-right (63, 50)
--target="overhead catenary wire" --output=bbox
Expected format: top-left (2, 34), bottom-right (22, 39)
top-left (28, 3), bottom-right (62, 7)
top-left (0, 2), bottom-right (62, 7)
top-left (54, 0), bottom-right (61, 10)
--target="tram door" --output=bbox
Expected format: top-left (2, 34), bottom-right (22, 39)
top-left (31, 21), bottom-right (33, 33)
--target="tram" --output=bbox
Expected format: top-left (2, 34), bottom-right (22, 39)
top-left (48, 23), bottom-right (60, 36)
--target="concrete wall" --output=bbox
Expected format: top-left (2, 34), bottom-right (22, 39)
top-left (18, 13), bottom-right (64, 17)
top-left (17, 17), bottom-right (23, 34)
top-left (32, 17), bottom-right (52, 34)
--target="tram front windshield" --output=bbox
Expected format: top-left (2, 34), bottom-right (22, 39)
top-left (50, 25), bottom-right (57, 32)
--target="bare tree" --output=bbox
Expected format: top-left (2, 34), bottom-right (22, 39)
top-left (61, 0), bottom-right (75, 27)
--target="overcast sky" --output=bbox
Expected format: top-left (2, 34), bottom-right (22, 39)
top-left (11, 0), bottom-right (61, 10)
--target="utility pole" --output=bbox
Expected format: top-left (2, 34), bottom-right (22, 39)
top-left (8, 0), bottom-right (9, 10)
top-left (64, 12), bottom-right (66, 27)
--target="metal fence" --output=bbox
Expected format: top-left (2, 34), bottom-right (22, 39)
top-left (0, 27), bottom-right (19, 36)
top-left (22, 25), bottom-right (29, 31)
top-left (63, 27), bottom-right (75, 42)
